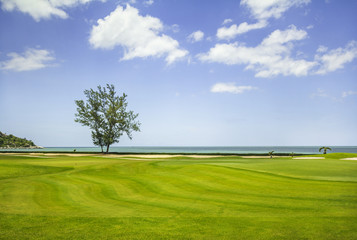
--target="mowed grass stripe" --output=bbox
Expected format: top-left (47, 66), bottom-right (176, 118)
top-left (0, 153), bottom-right (357, 239)
top-left (1, 155), bottom-right (356, 217)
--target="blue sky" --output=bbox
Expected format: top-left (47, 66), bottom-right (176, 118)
top-left (0, 0), bottom-right (356, 147)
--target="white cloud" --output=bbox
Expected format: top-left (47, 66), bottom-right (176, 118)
top-left (89, 4), bottom-right (188, 65)
top-left (211, 82), bottom-right (257, 94)
top-left (0, 0), bottom-right (101, 21)
top-left (342, 91), bottom-right (357, 98)
top-left (171, 24), bottom-right (180, 33)
top-left (119, 0), bottom-right (136, 4)
top-left (222, 18), bottom-right (232, 25)
top-left (311, 88), bottom-right (328, 98)
top-left (315, 41), bottom-right (357, 75)
top-left (0, 48), bottom-right (55, 72)
top-left (317, 45), bottom-right (328, 53)
top-left (217, 20), bottom-right (267, 40)
top-left (214, 0), bottom-right (310, 38)
top-left (143, 0), bottom-right (153, 5)
top-left (187, 30), bottom-right (204, 43)
top-left (199, 25), bottom-right (317, 78)
top-left (241, 0), bottom-right (311, 20)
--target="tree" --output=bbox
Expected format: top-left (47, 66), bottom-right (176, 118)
top-left (319, 146), bottom-right (331, 154)
top-left (289, 152), bottom-right (295, 158)
top-left (75, 84), bottom-right (140, 153)
top-left (268, 151), bottom-right (274, 158)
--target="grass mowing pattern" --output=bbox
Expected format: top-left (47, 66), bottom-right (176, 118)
top-left (0, 153), bottom-right (357, 239)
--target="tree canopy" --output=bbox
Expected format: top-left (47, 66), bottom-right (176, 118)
top-left (319, 147), bottom-right (332, 154)
top-left (75, 84), bottom-right (140, 153)
top-left (0, 132), bottom-right (36, 148)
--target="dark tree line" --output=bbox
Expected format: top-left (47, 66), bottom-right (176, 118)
top-left (0, 132), bottom-right (35, 148)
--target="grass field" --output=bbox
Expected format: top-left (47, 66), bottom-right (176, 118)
top-left (0, 153), bottom-right (356, 239)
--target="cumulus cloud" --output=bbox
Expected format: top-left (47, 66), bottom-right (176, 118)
top-left (199, 25), bottom-right (317, 77)
top-left (217, 20), bottom-right (267, 40)
top-left (216, 0), bottom-right (310, 37)
top-left (315, 41), bottom-right (357, 75)
top-left (0, 48), bottom-right (55, 72)
top-left (241, 0), bottom-right (311, 21)
top-left (203, 26), bottom-right (357, 77)
top-left (89, 4), bottom-right (188, 64)
top-left (317, 45), bottom-right (328, 53)
top-left (187, 30), bottom-right (204, 43)
top-left (211, 82), bottom-right (257, 94)
top-left (222, 18), bottom-right (232, 25)
top-left (0, 0), bottom-right (101, 21)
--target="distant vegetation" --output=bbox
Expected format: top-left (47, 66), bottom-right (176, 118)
top-left (0, 131), bottom-right (38, 148)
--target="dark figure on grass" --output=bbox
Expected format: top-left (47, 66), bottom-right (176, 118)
top-left (75, 84), bottom-right (140, 153)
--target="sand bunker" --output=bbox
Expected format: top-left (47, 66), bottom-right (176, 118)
top-left (341, 157), bottom-right (357, 161)
top-left (0, 153), bottom-right (51, 158)
top-left (36, 153), bottom-right (94, 157)
top-left (241, 156), bottom-right (288, 159)
top-left (102, 154), bottom-right (221, 159)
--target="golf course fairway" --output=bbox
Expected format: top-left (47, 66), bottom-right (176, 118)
top-left (0, 153), bottom-right (356, 239)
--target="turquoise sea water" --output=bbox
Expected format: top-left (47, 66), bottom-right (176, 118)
top-left (1, 146), bottom-right (357, 154)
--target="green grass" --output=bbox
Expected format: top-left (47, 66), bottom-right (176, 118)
top-left (0, 153), bottom-right (356, 239)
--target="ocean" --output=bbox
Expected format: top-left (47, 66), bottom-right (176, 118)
top-left (1, 146), bottom-right (357, 154)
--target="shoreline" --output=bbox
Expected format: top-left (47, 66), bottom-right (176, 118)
top-left (0, 146), bottom-right (43, 150)
top-left (0, 151), bottom-right (308, 156)
top-left (2, 152), bottom-right (357, 160)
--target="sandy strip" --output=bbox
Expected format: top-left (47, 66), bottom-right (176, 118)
top-left (33, 153), bottom-right (94, 157)
top-left (0, 153), bottom-right (27, 155)
top-left (0, 153), bottom-right (51, 158)
top-left (102, 154), bottom-right (221, 159)
top-left (241, 156), bottom-right (289, 159)
top-left (293, 157), bottom-right (325, 159)
top-left (341, 157), bottom-right (357, 161)
top-left (101, 157), bottom-right (161, 161)
top-left (120, 154), bottom-right (181, 158)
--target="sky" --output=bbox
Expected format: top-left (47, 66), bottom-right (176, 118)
top-left (0, 0), bottom-right (357, 147)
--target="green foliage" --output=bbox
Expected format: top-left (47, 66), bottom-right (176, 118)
top-left (0, 131), bottom-right (36, 148)
top-left (268, 151), bottom-right (274, 158)
top-left (319, 146), bottom-right (332, 154)
top-left (75, 84), bottom-right (141, 153)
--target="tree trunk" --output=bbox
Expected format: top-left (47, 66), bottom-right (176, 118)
top-left (100, 145), bottom-right (103, 153)
top-left (106, 144), bottom-right (110, 153)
